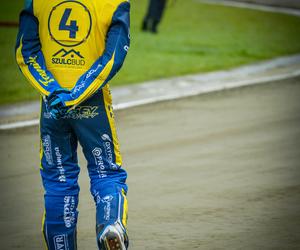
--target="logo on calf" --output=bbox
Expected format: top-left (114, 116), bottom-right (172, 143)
top-left (53, 234), bottom-right (69, 250)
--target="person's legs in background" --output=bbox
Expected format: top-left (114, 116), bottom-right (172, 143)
top-left (142, 0), bottom-right (156, 31)
top-left (151, 0), bottom-right (167, 33)
top-left (142, 0), bottom-right (167, 33)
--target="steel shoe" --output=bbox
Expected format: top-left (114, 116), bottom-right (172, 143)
top-left (98, 223), bottom-right (128, 250)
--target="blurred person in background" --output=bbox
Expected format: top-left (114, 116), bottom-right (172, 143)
top-left (15, 0), bottom-right (130, 249)
top-left (142, 0), bottom-right (167, 33)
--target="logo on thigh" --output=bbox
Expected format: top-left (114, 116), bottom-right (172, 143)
top-left (92, 148), bottom-right (107, 178)
top-left (54, 147), bottom-right (66, 182)
top-left (42, 135), bottom-right (53, 165)
top-left (101, 134), bottom-right (120, 170)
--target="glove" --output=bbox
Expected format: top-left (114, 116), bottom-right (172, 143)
top-left (46, 88), bottom-right (72, 120)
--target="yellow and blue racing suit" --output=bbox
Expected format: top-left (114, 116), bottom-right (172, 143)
top-left (16, 0), bottom-right (130, 249)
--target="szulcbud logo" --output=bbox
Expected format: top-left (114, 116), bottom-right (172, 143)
top-left (52, 48), bottom-right (85, 67)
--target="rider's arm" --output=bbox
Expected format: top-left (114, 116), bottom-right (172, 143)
top-left (64, 1), bottom-right (130, 107)
top-left (15, 0), bottom-right (60, 96)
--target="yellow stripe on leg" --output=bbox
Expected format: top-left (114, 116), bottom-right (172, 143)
top-left (39, 139), bottom-right (44, 170)
top-left (121, 190), bottom-right (128, 228)
top-left (103, 85), bottom-right (123, 166)
top-left (39, 97), bottom-right (44, 169)
top-left (41, 210), bottom-right (49, 250)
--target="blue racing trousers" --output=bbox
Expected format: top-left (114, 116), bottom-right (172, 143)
top-left (39, 86), bottom-right (128, 250)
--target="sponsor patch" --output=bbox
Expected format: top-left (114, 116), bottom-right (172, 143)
top-left (102, 134), bottom-right (120, 170)
top-left (42, 135), bottom-right (53, 165)
top-left (64, 196), bottom-right (76, 228)
top-left (54, 147), bottom-right (66, 182)
top-left (92, 148), bottom-right (107, 178)
top-left (101, 195), bottom-right (113, 221)
top-left (27, 56), bottom-right (55, 86)
top-left (44, 106), bottom-right (99, 120)
top-left (53, 234), bottom-right (69, 250)
top-left (52, 48), bottom-right (85, 68)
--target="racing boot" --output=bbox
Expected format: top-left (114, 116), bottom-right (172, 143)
top-left (98, 222), bottom-right (129, 250)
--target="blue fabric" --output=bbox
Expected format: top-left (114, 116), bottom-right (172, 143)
top-left (68, 2), bottom-right (130, 105)
top-left (46, 88), bottom-right (72, 119)
top-left (24, 0), bottom-right (32, 9)
top-left (40, 91), bottom-right (127, 250)
top-left (15, 1), bottom-right (61, 95)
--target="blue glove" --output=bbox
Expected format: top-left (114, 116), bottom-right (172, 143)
top-left (46, 88), bottom-right (72, 120)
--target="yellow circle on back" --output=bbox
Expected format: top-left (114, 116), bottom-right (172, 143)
top-left (48, 1), bottom-right (92, 47)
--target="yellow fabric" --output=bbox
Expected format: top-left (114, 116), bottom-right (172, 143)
top-left (122, 189), bottom-right (128, 228)
top-left (41, 210), bottom-right (49, 250)
top-left (39, 139), bottom-right (43, 170)
top-left (39, 97), bottom-right (44, 169)
top-left (33, 0), bottom-right (128, 89)
top-left (16, 38), bottom-right (50, 96)
top-left (102, 84), bottom-right (123, 166)
top-left (65, 52), bottom-right (116, 107)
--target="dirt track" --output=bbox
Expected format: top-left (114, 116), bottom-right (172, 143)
top-left (0, 78), bottom-right (300, 249)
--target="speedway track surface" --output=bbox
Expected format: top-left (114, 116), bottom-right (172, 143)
top-left (0, 78), bottom-right (300, 249)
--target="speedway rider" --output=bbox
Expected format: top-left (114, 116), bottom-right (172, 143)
top-left (16, 0), bottom-right (130, 249)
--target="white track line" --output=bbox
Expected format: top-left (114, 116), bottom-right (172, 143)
top-left (0, 119), bottom-right (39, 130)
top-left (115, 70), bottom-right (300, 109)
top-left (197, 0), bottom-right (300, 16)
top-left (1, 70), bottom-right (300, 131)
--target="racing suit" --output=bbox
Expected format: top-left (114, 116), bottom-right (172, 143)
top-left (15, 0), bottom-right (130, 249)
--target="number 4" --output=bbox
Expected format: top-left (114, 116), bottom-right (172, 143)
top-left (59, 8), bottom-right (78, 39)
